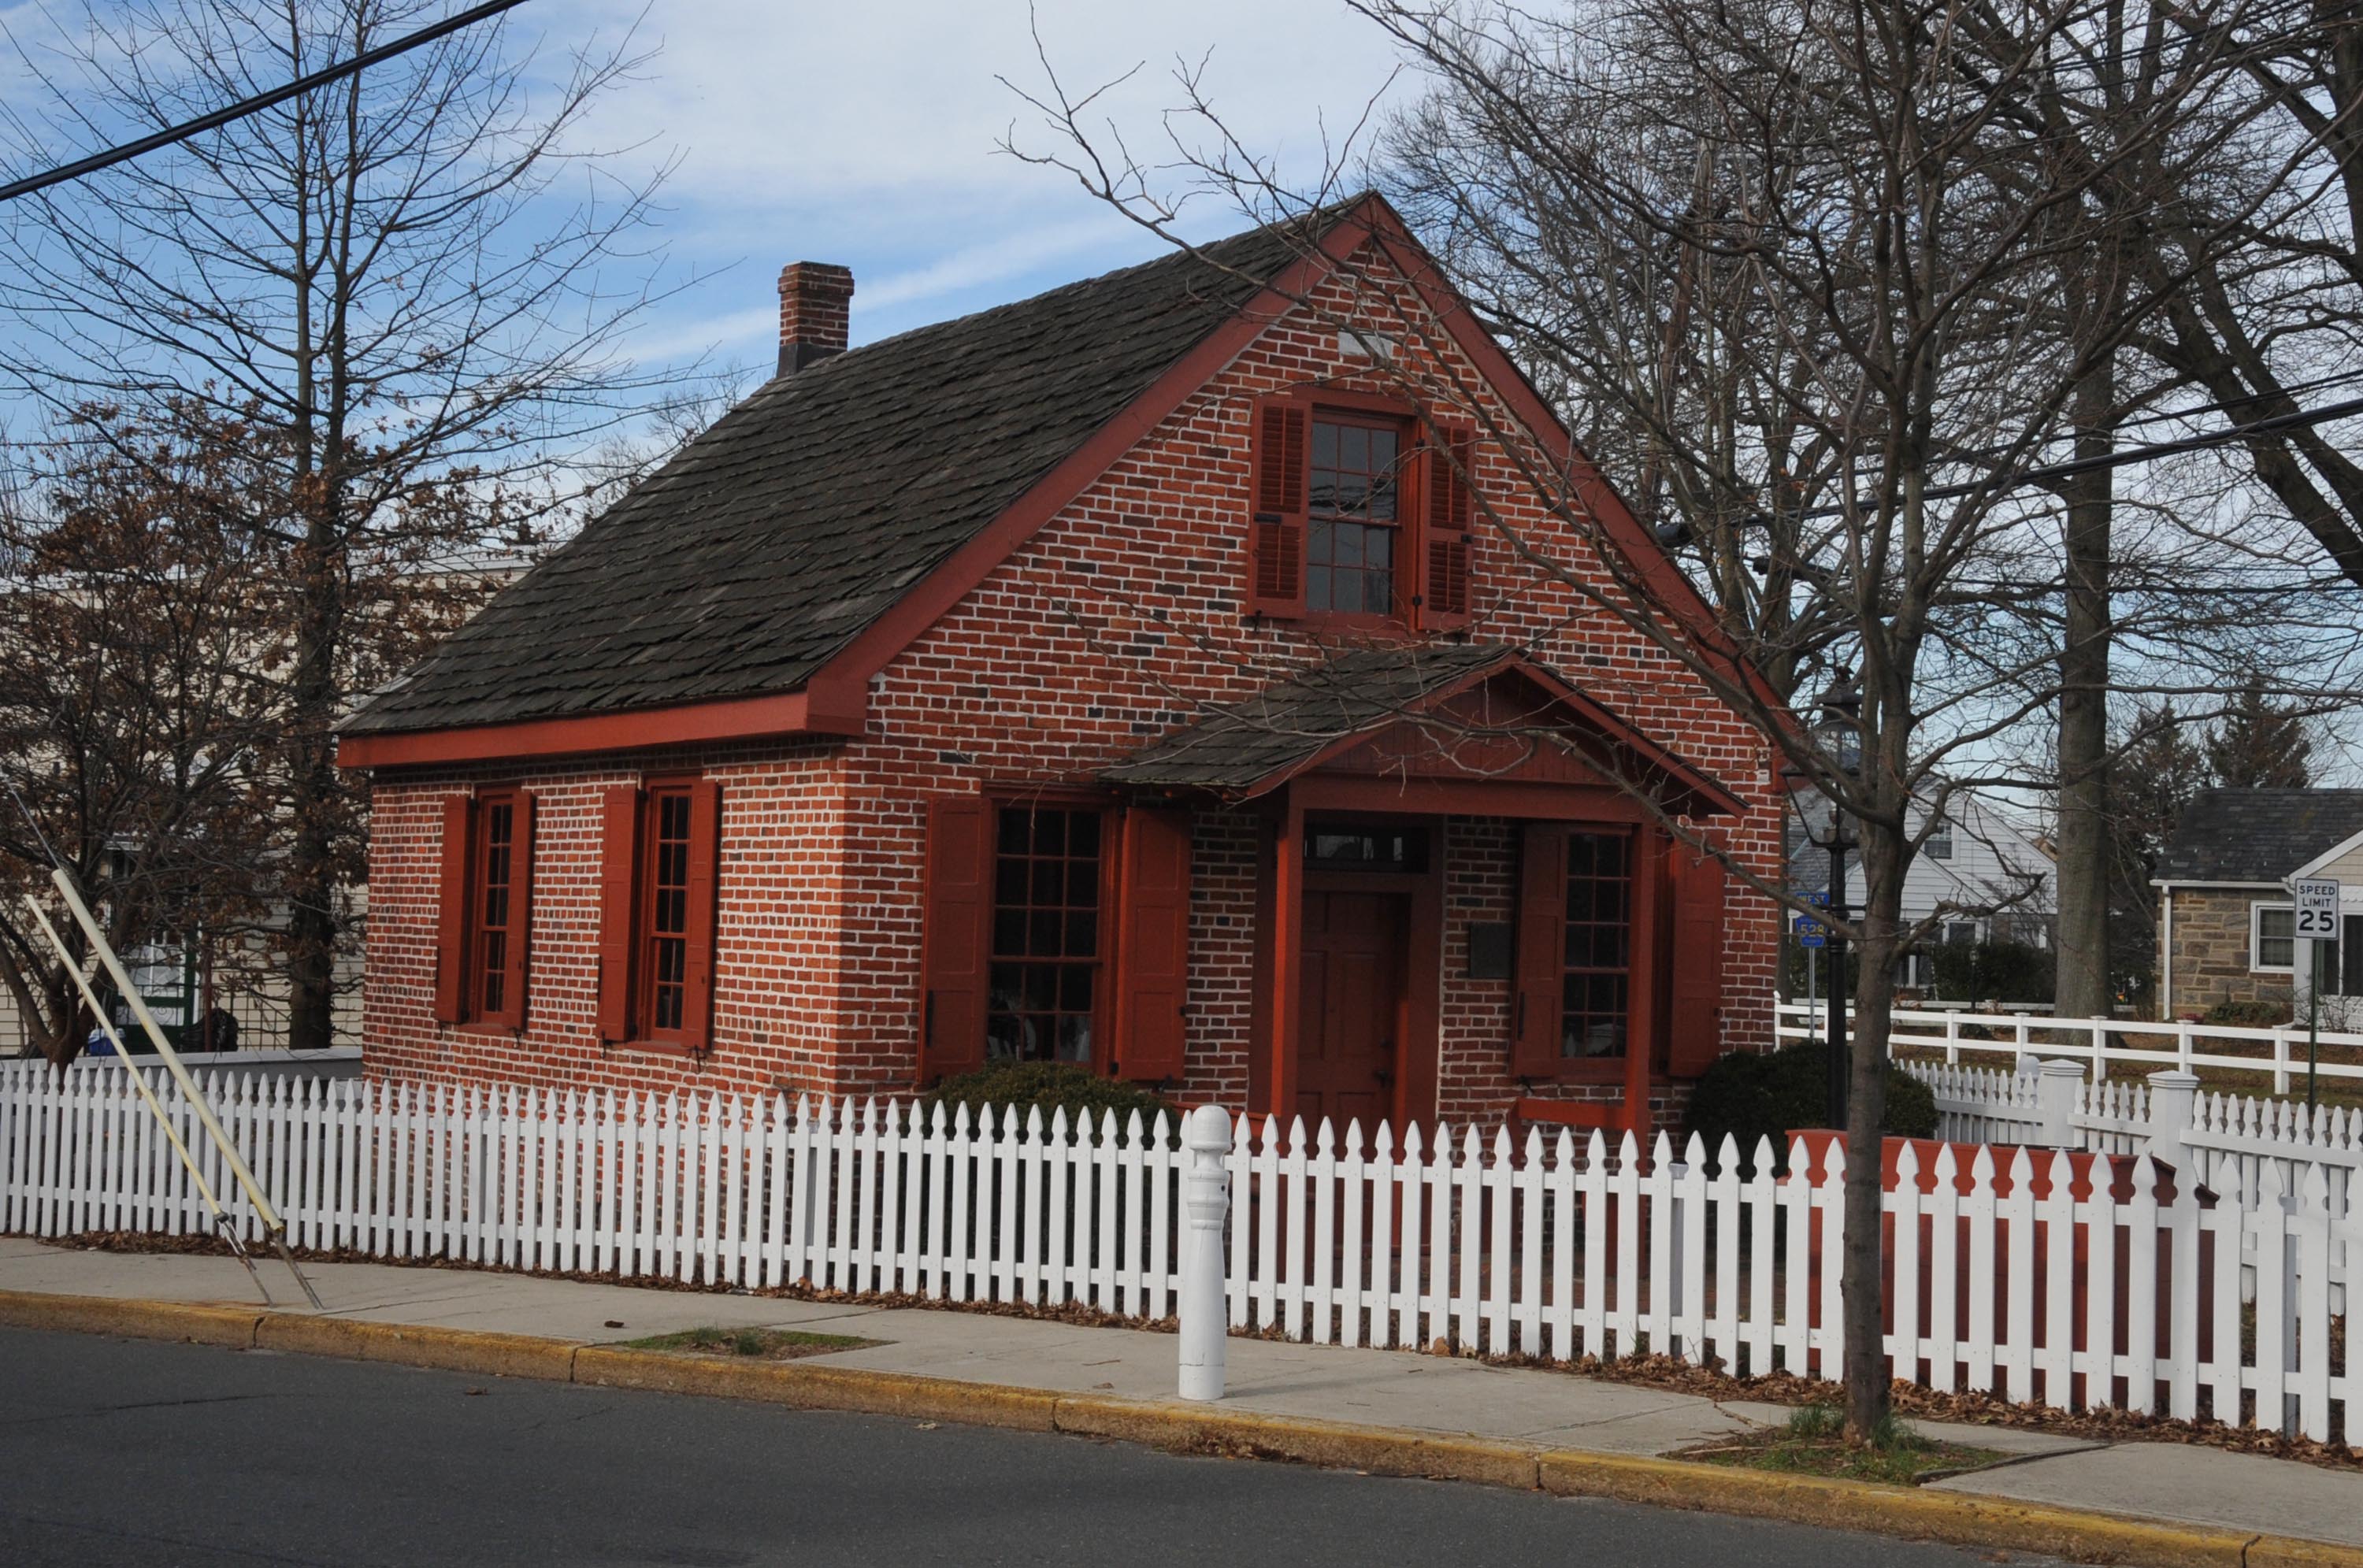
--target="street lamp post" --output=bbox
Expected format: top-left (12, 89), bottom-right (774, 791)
top-left (1811, 675), bottom-right (1864, 1132)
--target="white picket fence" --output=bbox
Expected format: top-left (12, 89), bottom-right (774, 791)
top-left (1909, 1055), bottom-right (2363, 1218)
top-left (1779, 999), bottom-right (2363, 1096)
top-left (1, 1065), bottom-right (2354, 1436)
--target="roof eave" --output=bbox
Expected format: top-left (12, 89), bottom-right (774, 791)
top-left (336, 677), bottom-right (866, 771)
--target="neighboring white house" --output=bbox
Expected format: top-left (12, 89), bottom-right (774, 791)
top-left (1785, 787), bottom-right (2055, 992)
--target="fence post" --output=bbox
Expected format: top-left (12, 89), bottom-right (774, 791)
top-left (2034, 1058), bottom-right (2083, 1147)
top-left (2145, 1069), bottom-right (2201, 1184)
top-left (1178, 1104), bottom-right (1232, 1402)
top-left (2090, 1017), bottom-right (2111, 1080)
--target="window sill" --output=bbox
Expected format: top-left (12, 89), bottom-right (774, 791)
top-left (1540, 1058), bottom-right (1630, 1084)
top-left (1293, 612), bottom-right (1417, 636)
top-left (450, 1020), bottom-right (525, 1041)
top-left (601, 1036), bottom-right (703, 1060)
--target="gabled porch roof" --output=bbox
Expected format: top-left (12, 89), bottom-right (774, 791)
top-left (1100, 644), bottom-right (1745, 815)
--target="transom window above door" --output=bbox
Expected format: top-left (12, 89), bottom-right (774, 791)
top-left (1307, 416), bottom-right (1404, 616)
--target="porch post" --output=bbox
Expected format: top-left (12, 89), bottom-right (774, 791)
top-left (1267, 792), bottom-right (1305, 1122)
top-left (1627, 827), bottom-right (1667, 1140)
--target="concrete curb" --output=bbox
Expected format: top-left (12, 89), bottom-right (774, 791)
top-left (3, 1288), bottom-right (2353, 1566)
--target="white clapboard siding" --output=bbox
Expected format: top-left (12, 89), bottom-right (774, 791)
top-left (0, 1066), bottom-right (2353, 1437)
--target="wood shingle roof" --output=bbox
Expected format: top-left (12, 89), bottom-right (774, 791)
top-left (343, 218), bottom-right (1318, 738)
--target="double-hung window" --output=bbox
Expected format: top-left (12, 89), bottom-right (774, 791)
top-left (2254, 903), bottom-right (2296, 972)
top-left (1245, 395), bottom-right (1473, 628)
top-left (595, 777), bottom-right (722, 1052)
top-left (641, 786), bottom-right (696, 1040)
top-left (433, 788), bottom-right (533, 1031)
top-left (920, 796), bottom-right (1190, 1085)
top-left (987, 806), bottom-right (1106, 1064)
top-left (1560, 831), bottom-right (1634, 1059)
top-left (1306, 416), bottom-right (1404, 617)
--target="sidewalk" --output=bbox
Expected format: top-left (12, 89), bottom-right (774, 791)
top-left (2, 1236), bottom-right (2357, 1559)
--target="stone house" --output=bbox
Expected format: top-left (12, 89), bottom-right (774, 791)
top-left (2156, 788), bottom-right (2363, 1018)
top-left (334, 196), bottom-right (1787, 1139)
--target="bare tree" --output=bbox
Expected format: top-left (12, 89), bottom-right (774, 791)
top-left (1005, 0), bottom-right (2343, 1436)
top-left (0, 0), bottom-right (696, 1047)
top-left (0, 402), bottom-right (285, 1064)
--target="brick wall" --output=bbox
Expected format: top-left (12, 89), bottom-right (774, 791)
top-left (362, 238), bottom-right (1785, 1122)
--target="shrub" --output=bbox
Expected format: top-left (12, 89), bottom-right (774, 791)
top-left (1679, 1041), bottom-right (1939, 1173)
top-left (1928, 938), bottom-right (2052, 1006)
top-left (2205, 998), bottom-right (2293, 1027)
top-left (920, 1061), bottom-right (1178, 1142)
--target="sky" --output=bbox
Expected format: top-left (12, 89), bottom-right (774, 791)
top-left (547, 1), bottom-right (1411, 382)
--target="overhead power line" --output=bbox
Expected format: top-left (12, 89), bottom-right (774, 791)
top-left (0, 0), bottom-right (530, 207)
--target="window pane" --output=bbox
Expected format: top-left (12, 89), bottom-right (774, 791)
top-left (2259, 906), bottom-right (2295, 968)
top-left (1561, 831), bottom-right (1633, 1058)
top-left (985, 807), bottom-right (1106, 1062)
top-left (643, 790), bottom-right (695, 1036)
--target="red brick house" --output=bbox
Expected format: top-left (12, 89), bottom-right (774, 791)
top-left (336, 196), bottom-right (1784, 1136)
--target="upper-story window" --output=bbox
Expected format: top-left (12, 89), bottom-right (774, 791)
top-left (1924, 814), bottom-right (1953, 859)
top-left (1247, 396), bottom-right (1471, 630)
top-left (1307, 416), bottom-right (1404, 616)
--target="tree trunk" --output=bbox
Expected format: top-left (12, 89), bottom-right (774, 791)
top-left (282, 507), bottom-right (343, 1054)
top-left (1841, 820), bottom-right (1902, 1439)
top-left (2054, 357), bottom-right (2114, 1018)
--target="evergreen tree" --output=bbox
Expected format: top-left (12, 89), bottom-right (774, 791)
top-left (2207, 679), bottom-right (2314, 789)
top-left (2107, 702), bottom-right (2214, 1004)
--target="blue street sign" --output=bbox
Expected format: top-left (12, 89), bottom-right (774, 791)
top-left (1794, 912), bottom-right (1827, 948)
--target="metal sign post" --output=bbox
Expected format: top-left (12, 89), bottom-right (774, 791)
top-left (2292, 877), bottom-right (2339, 1111)
top-left (1794, 897), bottom-right (1828, 1051)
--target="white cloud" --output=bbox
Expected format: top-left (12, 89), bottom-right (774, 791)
top-left (547, 0), bottom-right (1411, 366)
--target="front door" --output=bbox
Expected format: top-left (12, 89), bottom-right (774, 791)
top-left (1296, 890), bottom-right (1405, 1127)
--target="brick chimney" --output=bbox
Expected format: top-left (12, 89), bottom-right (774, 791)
top-left (777, 261), bottom-right (855, 375)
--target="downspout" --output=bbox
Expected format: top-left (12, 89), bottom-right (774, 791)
top-left (2159, 886), bottom-right (2173, 1019)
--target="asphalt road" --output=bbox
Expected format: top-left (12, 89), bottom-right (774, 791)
top-left (0, 1327), bottom-right (2072, 1566)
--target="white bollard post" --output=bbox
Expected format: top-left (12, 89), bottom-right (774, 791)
top-left (1178, 1103), bottom-right (1232, 1402)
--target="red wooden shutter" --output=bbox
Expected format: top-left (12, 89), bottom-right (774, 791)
top-left (680, 780), bottom-right (723, 1054)
top-left (596, 784), bottom-right (640, 1043)
top-left (1665, 846), bottom-right (1728, 1077)
top-left (1419, 424), bottom-right (1474, 631)
top-left (1246, 396), bottom-right (1308, 616)
top-left (432, 794), bottom-right (471, 1025)
top-left (1114, 807), bottom-right (1192, 1082)
top-left (495, 791), bottom-right (536, 1032)
top-left (1512, 825), bottom-right (1566, 1077)
top-left (919, 795), bottom-right (993, 1083)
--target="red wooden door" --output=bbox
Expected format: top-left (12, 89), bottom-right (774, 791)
top-left (1296, 891), bottom-right (1405, 1128)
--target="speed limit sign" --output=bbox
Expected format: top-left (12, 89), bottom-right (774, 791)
top-left (2293, 877), bottom-right (2342, 940)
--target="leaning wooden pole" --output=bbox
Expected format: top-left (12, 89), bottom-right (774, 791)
top-left (20, 896), bottom-right (275, 1305)
top-left (46, 869), bottom-right (323, 1309)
